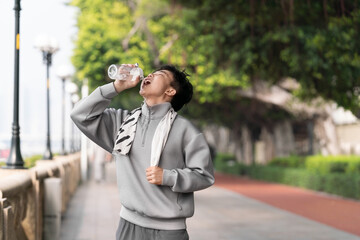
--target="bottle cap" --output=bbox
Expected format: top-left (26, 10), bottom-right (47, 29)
top-left (108, 64), bottom-right (118, 79)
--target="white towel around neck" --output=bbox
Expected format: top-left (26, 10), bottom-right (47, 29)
top-left (114, 107), bottom-right (177, 166)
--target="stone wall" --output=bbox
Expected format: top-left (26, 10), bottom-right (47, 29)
top-left (336, 122), bottom-right (360, 155)
top-left (203, 116), bottom-right (340, 164)
top-left (0, 153), bottom-right (81, 240)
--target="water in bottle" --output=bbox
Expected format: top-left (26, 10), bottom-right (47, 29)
top-left (108, 63), bottom-right (144, 81)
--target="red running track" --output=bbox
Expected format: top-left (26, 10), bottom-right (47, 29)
top-left (214, 172), bottom-right (360, 236)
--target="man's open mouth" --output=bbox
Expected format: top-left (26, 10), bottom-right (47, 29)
top-left (143, 79), bottom-right (151, 85)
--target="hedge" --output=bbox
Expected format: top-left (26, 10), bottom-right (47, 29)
top-left (214, 154), bottom-right (360, 200)
top-left (268, 155), bottom-right (305, 168)
top-left (305, 155), bottom-right (360, 175)
top-left (214, 153), bottom-right (248, 175)
top-left (247, 166), bottom-right (360, 199)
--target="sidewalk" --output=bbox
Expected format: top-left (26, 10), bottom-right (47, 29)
top-left (60, 164), bottom-right (360, 240)
top-left (214, 173), bottom-right (360, 237)
top-left (188, 187), bottom-right (360, 240)
top-left (60, 161), bottom-right (121, 240)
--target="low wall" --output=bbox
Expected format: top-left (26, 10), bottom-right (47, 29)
top-left (0, 153), bottom-right (81, 240)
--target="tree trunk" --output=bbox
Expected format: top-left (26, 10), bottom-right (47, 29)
top-left (289, 0), bottom-right (294, 26)
top-left (250, 0), bottom-right (255, 37)
top-left (241, 125), bottom-right (253, 164)
top-left (313, 116), bottom-right (340, 155)
top-left (203, 124), bottom-right (244, 163)
top-left (202, 124), bottom-right (218, 148)
top-left (340, 0), bottom-right (345, 16)
top-left (273, 120), bottom-right (295, 157)
top-left (280, 0), bottom-right (289, 25)
top-left (159, 34), bottom-right (179, 56)
top-left (122, 17), bottom-right (143, 50)
top-left (260, 126), bottom-right (275, 163)
top-left (143, 23), bottom-right (160, 67)
top-left (323, 0), bottom-right (328, 21)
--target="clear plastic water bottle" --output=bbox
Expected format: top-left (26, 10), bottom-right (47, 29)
top-left (108, 63), bottom-right (144, 81)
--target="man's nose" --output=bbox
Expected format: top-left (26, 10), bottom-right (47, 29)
top-left (145, 73), bottom-right (153, 80)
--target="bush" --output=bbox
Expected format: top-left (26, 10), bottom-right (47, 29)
top-left (214, 153), bottom-right (236, 162)
top-left (214, 153), bottom-right (248, 175)
top-left (346, 160), bottom-right (360, 174)
top-left (305, 155), bottom-right (360, 175)
top-left (214, 153), bottom-right (360, 200)
top-left (247, 165), bottom-right (360, 199)
top-left (268, 155), bottom-right (305, 168)
top-left (24, 154), bottom-right (43, 168)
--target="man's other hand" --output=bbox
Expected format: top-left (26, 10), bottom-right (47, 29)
top-left (146, 166), bottom-right (163, 185)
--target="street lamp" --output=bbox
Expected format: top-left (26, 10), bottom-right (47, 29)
top-left (66, 82), bottom-right (78, 153)
top-left (56, 65), bottom-right (73, 155)
top-left (35, 34), bottom-right (59, 160)
top-left (4, 0), bottom-right (25, 169)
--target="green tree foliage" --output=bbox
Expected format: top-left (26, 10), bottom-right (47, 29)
top-left (173, 0), bottom-right (360, 113)
top-left (70, 0), bottom-right (360, 118)
top-left (70, 0), bottom-right (153, 109)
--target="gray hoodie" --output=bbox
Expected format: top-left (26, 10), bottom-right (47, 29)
top-left (71, 82), bottom-right (215, 230)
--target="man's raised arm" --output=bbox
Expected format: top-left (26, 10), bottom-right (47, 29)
top-left (71, 72), bottom-right (140, 152)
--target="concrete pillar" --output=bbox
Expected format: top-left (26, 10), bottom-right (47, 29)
top-left (43, 178), bottom-right (62, 240)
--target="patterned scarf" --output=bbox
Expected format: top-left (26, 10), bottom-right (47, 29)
top-left (113, 107), bottom-right (177, 166)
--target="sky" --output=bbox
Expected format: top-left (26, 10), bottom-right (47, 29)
top-left (0, 0), bottom-right (78, 156)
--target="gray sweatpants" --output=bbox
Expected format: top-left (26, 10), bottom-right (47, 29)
top-left (116, 218), bottom-right (189, 240)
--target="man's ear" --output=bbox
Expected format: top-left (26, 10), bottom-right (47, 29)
top-left (165, 88), bottom-right (176, 97)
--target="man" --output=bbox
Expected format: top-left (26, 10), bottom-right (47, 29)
top-left (71, 64), bottom-right (215, 240)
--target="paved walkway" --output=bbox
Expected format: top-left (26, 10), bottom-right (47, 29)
top-left (60, 163), bottom-right (360, 240)
top-left (60, 161), bottom-right (120, 240)
top-left (214, 173), bottom-right (360, 237)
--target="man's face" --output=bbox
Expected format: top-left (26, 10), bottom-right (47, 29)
top-left (139, 70), bottom-right (175, 99)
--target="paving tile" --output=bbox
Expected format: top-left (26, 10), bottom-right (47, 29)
top-left (60, 162), bottom-right (360, 240)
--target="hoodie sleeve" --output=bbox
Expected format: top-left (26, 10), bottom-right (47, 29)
top-left (162, 133), bottom-right (215, 193)
top-left (70, 82), bottom-right (127, 153)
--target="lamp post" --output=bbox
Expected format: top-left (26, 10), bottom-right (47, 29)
top-left (56, 65), bottom-right (73, 155)
top-left (4, 0), bottom-right (24, 169)
top-left (66, 82), bottom-right (78, 153)
top-left (35, 34), bottom-right (59, 160)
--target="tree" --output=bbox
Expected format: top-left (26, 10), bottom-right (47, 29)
top-left (70, 0), bottom-right (154, 109)
top-left (172, 0), bottom-right (360, 114)
top-left (69, 0), bottom-right (360, 161)
top-left (70, 0), bottom-right (360, 116)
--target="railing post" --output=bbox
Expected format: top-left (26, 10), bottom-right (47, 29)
top-left (43, 178), bottom-right (62, 240)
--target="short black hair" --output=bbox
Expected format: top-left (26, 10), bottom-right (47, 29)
top-left (155, 64), bottom-right (193, 112)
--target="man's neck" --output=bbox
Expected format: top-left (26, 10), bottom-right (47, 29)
top-left (144, 97), bottom-right (171, 107)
